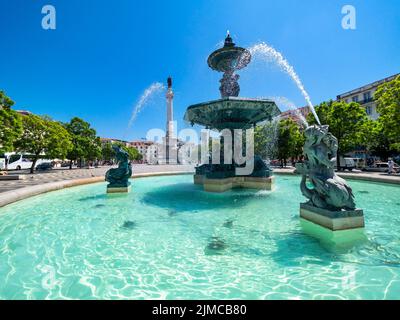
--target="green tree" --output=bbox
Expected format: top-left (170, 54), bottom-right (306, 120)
top-left (16, 114), bottom-right (72, 173)
top-left (292, 126), bottom-right (305, 160)
top-left (101, 141), bottom-right (115, 162)
top-left (277, 118), bottom-right (303, 167)
top-left (86, 136), bottom-right (102, 164)
top-left (127, 146), bottom-right (142, 161)
top-left (0, 91), bottom-right (23, 156)
top-left (307, 100), bottom-right (371, 168)
top-left (0, 90), bottom-right (15, 109)
top-left (375, 75), bottom-right (400, 151)
top-left (101, 141), bottom-right (142, 163)
top-left (254, 121), bottom-right (279, 160)
top-left (114, 142), bottom-right (142, 161)
top-left (64, 117), bottom-right (100, 168)
top-left (360, 120), bottom-right (395, 159)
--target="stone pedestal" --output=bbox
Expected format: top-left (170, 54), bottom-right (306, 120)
top-left (194, 174), bottom-right (204, 185)
top-left (106, 185), bottom-right (131, 194)
top-left (194, 175), bottom-right (274, 193)
top-left (300, 218), bottom-right (367, 251)
top-left (300, 203), bottom-right (364, 231)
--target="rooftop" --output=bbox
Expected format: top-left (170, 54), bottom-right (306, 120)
top-left (337, 73), bottom-right (399, 98)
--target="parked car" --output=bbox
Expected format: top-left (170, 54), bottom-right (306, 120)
top-left (61, 161), bottom-right (71, 168)
top-left (362, 162), bottom-right (400, 173)
top-left (35, 162), bottom-right (53, 171)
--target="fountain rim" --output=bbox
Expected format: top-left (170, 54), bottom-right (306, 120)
top-left (185, 96), bottom-right (277, 110)
top-left (184, 97), bottom-right (281, 130)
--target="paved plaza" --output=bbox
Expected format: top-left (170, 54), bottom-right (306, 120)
top-left (0, 164), bottom-right (195, 194)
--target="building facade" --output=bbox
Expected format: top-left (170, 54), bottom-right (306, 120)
top-left (280, 106), bottom-right (311, 126)
top-left (336, 73), bottom-right (399, 160)
top-left (129, 140), bottom-right (158, 164)
top-left (336, 73), bottom-right (399, 120)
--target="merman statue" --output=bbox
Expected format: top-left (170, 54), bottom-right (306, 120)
top-left (105, 145), bottom-right (132, 192)
top-left (296, 125), bottom-right (364, 231)
top-left (296, 125), bottom-right (355, 210)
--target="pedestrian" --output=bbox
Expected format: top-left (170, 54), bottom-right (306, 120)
top-left (388, 158), bottom-right (394, 175)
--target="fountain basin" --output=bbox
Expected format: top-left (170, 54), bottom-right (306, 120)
top-left (184, 97), bottom-right (280, 130)
top-left (0, 174), bottom-right (399, 299)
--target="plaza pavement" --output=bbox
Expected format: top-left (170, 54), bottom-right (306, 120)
top-left (0, 164), bottom-right (195, 194)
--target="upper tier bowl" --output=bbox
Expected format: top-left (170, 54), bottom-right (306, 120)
top-left (184, 97), bottom-right (280, 130)
top-left (207, 33), bottom-right (251, 72)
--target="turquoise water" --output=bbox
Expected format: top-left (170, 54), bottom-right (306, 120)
top-left (0, 175), bottom-right (399, 300)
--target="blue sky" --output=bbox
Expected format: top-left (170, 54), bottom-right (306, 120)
top-left (0, 0), bottom-right (399, 140)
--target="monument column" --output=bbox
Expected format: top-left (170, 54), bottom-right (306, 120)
top-left (161, 76), bottom-right (177, 164)
top-left (166, 76), bottom-right (175, 142)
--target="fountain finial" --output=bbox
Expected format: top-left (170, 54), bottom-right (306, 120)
top-left (224, 31), bottom-right (235, 47)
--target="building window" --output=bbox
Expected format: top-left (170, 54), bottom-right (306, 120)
top-left (345, 99), bottom-right (349, 103)
top-left (363, 91), bottom-right (371, 102)
top-left (366, 106), bottom-right (372, 115)
top-left (352, 96), bottom-right (359, 103)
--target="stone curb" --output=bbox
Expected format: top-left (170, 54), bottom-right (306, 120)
top-left (273, 170), bottom-right (400, 185)
top-left (338, 173), bottom-right (400, 185)
top-left (0, 175), bottom-right (25, 180)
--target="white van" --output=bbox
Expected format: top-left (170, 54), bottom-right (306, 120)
top-left (338, 157), bottom-right (356, 171)
top-left (6, 154), bottom-right (49, 170)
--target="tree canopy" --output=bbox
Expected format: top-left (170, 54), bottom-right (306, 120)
top-left (375, 75), bottom-right (400, 152)
top-left (16, 114), bottom-right (72, 173)
top-left (277, 118), bottom-right (304, 166)
top-left (101, 141), bottom-right (115, 162)
top-left (64, 117), bottom-right (101, 167)
top-left (101, 141), bottom-right (142, 162)
top-left (307, 100), bottom-right (371, 166)
top-left (114, 142), bottom-right (142, 161)
top-left (255, 121), bottom-right (279, 160)
top-left (0, 107), bottom-right (21, 153)
top-left (0, 91), bottom-right (23, 154)
top-left (254, 118), bottom-right (304, 166)
top-left (0, 90), bottom-right (15, 110)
